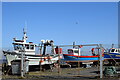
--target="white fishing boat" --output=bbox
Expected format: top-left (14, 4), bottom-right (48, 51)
top-left (3, 28), bottom-right (59, 66)
top-left (104, 48), bottom-right (120, 61)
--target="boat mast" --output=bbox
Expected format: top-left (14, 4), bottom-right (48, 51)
top-left (22, 22), bottom-right (28, 43)
top-left (73, 42), bottom-right (75, 48)
top-left (111, 44), bottom-right (114, 48)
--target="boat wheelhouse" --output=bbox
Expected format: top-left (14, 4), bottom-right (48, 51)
top-left (13, 42), bottom-right (36, 55)
top-left (68, 49), bottom-right (81, 56)
top-left (109, 48), bottom-right (120, 53)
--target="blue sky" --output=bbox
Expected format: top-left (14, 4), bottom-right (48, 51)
top-left (2, 2), bottom-right (118, 48)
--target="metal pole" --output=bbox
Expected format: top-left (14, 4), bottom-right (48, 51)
top-left (78, 46), bottom-right (80, 68)
top-left (51, 42), bottom-right (54, 54)
top-left (37, 44), bottom-right (99, 48)
top-left (73, 42), bottom-right (75, 48)
top-left (99, 44), bottom-right (103, 79)
top-left (21, 50), bottom-right (24, 77)
top-left (40, 43), bottom-right (42, 55)
top-left (97, 48), bottom-right (100, 78)
top-left (58, 46), bottom-right (60, 74)
top-left (39, 44), bottom-right (42, 71)
top-left (43, 44), bottom-right (46, 55)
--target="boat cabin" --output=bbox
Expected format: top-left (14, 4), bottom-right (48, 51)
top-left (68, 48), bottom-right (81, 56)
top-left (12, 28), bottom-right (36, 55)
top-left (13, 42), bottom-right (36, 55)
top-left (109, 48), bottom-right (120, 53)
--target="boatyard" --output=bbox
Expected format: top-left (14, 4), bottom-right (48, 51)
top-left (1, 33), bottom-right (119, 80)
top-left (2, 2), bottom-right (119, 80)
top-left (1, 33), bottom-right (120, 80)
top-left (2, 32), bottom-right (120, 80)
top-left (1, 28), bottom-right (120, 80)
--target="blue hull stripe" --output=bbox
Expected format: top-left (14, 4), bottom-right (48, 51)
top-left (63, 52), bottom-right (120, 61)
top-left (104, 53), bottom-right (120, 59)
top-left (63, 55), bottom-right (99, 61)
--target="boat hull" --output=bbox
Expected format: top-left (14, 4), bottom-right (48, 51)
top-left (63, 54), bottom-right (99, 62)
top-left (104, 52), bottom-right (120, 61)
top-left (3, 51), bottom-right (59, 66)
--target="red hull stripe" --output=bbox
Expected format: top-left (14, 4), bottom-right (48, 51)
top-left (63, 54), bottom-right (99, 58)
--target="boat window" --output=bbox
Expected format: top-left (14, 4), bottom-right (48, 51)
top-left (68, 50), bottom-right (73, 53)
top-left (110, 49), bottom-right (115, 52)
top-left (25, 44), bottom-right (29, 49)
top-left (14, 44), bottom-right (23, 50)
top-left (14, 44), bottom-right (19, 50)
top-left (74, 50), bottom-right (79, 53)
top-left (19, 44), bottom-right (23, 50)
top-left (118, 49), bottom-right (120, 53)
top-left (30, 45), bottom-right (34, 50)
top-left (115, 49), bottom-right (118, 52)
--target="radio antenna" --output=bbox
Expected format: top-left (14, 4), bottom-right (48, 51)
top-left (23, 21), bottom-right (28, 42)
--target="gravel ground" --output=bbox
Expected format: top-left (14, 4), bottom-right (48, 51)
top-left (2, 66), bottom-right (120, 80)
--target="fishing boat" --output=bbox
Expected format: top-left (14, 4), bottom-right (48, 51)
top-left (63, 48), bottom-right (100, 62)
top-left (104, 48), bottom-right (120, 62)
top-left (3, 28), bottom-right (59, 66)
